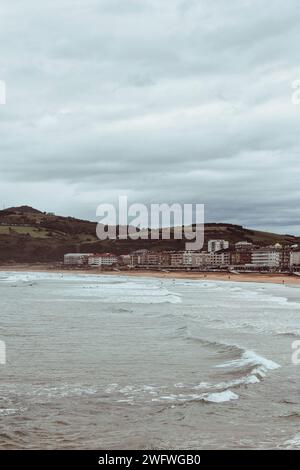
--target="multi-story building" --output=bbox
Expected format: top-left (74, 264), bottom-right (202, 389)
top-left (129, 250), bottom-right (172, 267)
top-left (209, 249), bottom-right (230, 267)
top-left (170, 251), bottom-right (200, 267)
top-left (231, 241), bottom-right (254, 265)
top-left (64, 253), bottom-right (93, 265)
top-left (182, 251), bottom-right (194, 267)
top-left (130, 250), bottom-right (149, 266)
top-left (235, 241), bottom-right (253, 252)
top-left (208, 239), bottom-right (229, 253)
top-left (145, 252), bottom-right (160, 266)
top-left (170, 252), bottom-right (184, 267)
top-left (158, 251), bottom-right (171, 266)
top-left (231, 251), bottom-right (252, 265)
top-left (88, 253), bottom-right (118, 267)
top-left (290, 250), bottom-right (300, 267)
top-left (251, 248), bottom-right (281, 268)
top-left (281, 245), bottom-right (292, 270)
top-left (191, 252), bottom-right (211, 267)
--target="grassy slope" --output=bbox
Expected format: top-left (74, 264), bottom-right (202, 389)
top-left (0, 207), bottom-right (299, 263)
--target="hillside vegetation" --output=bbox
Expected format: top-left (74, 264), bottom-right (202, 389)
top-left (0, 206), bottom-right (299, 263)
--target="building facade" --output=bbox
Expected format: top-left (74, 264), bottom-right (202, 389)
top-left (231, 251), bottom-right (252, 265)
top-left (251, 248), bottom-right (281, 268)
top-left (208, 239), bottom-right (229, 253)
top-left (235, 241), bottom-right (253, 252)
top-left (290, 251), bottom-right (300, 267)
top-left (88, 253), bottom-right (118, 267)
top-left (209, 249), bottom-right (230, 267)
top-left (130, 250), bottom-right (149, 266)
top-left (192, 252), bottom-right (211, 267)
top-left (170, 252), bottom-right (184, 267)
top-left (64, 253), bottom-right (93, 265)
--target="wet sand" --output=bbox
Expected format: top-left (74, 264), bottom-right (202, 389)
top-left (1, 263), bottom-right (300, 285)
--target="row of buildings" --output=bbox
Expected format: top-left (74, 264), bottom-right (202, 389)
top-left (64, 253), bottom-right (119, 267)
top-left (64, 239), bottom-right (300, 272)
top-left (125, 240), bottom-right (300, 271)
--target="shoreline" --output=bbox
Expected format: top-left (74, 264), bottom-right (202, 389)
top-left (1, 264), bottom-right (300, 285)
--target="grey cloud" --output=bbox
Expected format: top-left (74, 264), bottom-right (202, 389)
top-left (0, 0), bottom-right (300, 233)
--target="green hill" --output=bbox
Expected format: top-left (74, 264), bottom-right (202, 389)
top-left (0, 206), bottom-right (299, 263)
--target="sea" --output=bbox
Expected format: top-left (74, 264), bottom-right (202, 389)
top-left (0, 271), bottom-right (300, 449)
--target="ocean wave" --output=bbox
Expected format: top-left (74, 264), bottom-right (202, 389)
top-left (104, 382), bottom-right (241, 405)
top-left (278, 412), bottom-right (300, 419)
top-left (185, 334), bottom-right (280, 392)
top-left (203, 391), bottom-right (239, 403)
top-left (215, 349), bottom-right (280, 387)
top-left (152, 390), bottom-right (239, 404)
top-left (21, 384), bottom-right (99, 400)
top-left (49, 294), bottom-right (182, 304)
top-left (0, 407), bottom-right (27, 416)
top-left (186, 334), bottom-right (280, 374)
top-left (185, 334), bottom-right (244, 356)
top-left (104, 380), bottom-right (242, 406)
top-left (193, 374), bottom-right (260, 392)
top-left (275, 331), bottom-right (300, 338)
top-left (1, 272), bottom-right (183, 304)
top-left (215, 350), bottom-right (280, 373)
top-left (283, 433), bottom-right (300, 449)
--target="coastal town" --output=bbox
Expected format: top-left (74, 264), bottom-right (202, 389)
top-left (64, 239), bottom-right (300, 274)
top-left (1, 207), bottom-right (300, 277)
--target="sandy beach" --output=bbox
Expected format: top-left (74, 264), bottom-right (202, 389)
top-left (1, 263), bottom-right (300, 285)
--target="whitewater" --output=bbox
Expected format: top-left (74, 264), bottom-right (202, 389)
top-left (0, 271), bottom-right (299, 449)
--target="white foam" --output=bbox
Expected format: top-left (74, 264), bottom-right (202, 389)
top-left (194, 374), bottom-right (260, 391)
top-left (0, 408), bottom-right (26, 416)
top-left (152, 390), bottom-right (239, 404)
top-left (102, 381), bottom-right (242, 405)
top-left (216, 350), bottom-right (280, 372)
top-left (203, 390), bottom-right (239, 403)
top-left (28, 384), bottom-right (98, 399)
top-left (71, 280), bottom-right (182, 304)
top-left (0, 272), bottom-right (182, 304)
top-left (227, 282), bottom-right (300, 308)
top-left (284, 433), bottom-right (300, 449)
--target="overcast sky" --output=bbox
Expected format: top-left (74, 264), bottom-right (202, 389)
top-left (0, 0), bottom-right (300, 233)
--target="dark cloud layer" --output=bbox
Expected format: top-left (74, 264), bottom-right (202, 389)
top-left (0, 0), bottom-right (300, 233)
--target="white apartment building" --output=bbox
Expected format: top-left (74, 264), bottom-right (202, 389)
top-left (129, 249), bottom-right (148, 266)
top-left (182, 251), bottom-right (194, 266)
top-left (192, 252), bottom-right (211, 267)
top-left (145, 252), bottom-right (160, 265)
top-left (208, 239), bottom-right (229, 253)
top-left (290, 251), bottom-right (300, 267)
top-left (170, 251), bottom-right (197, 267)
top-left (209, 250), bottom-right (230, 267)
top-left (251, 249), bottom-right (281, 268)
top-left (88, 253), bottom-right (118, 267)
top-left (170, 252), bottom-right (184, 267)
top-left (169, 250), bottom-right (230, 268)
top-left (64, 253), bottom-right (93, 265)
